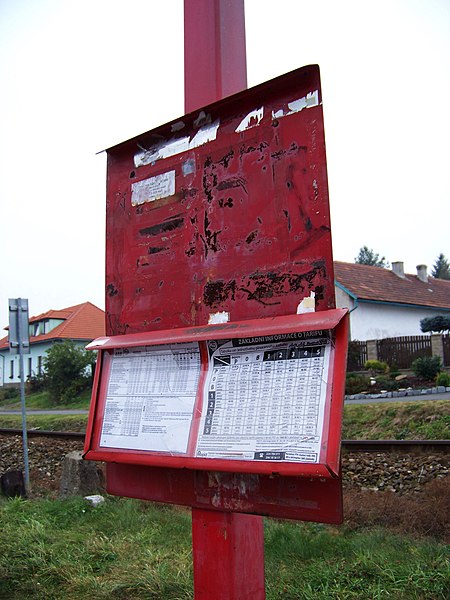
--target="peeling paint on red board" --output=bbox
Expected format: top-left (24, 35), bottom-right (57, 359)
top-left (105, 65), bottom-right (335, 336)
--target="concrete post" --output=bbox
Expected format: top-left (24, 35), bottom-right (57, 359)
top-left (431, 334), bottom-right (444, 364)
top-left (366, 340), bottom-right (378, 362)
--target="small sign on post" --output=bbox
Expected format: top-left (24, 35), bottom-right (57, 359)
top-left (8, 298), bottom-right (30, 492)
top-left (8, 298), bottom-right (29, 355)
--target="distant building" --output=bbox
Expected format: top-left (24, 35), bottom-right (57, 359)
top-left (0, 302), bottom-right (105, 387)
top-left (334, 261), bottom-right (450, 340)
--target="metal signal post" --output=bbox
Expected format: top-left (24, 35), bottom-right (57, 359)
top-left (8, 297), bottom-right (30, 492)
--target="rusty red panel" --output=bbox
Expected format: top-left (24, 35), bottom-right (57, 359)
top-left (105, 65), bottom-right (334, 337)
top-left (106, 463), bottom-right (343, 524)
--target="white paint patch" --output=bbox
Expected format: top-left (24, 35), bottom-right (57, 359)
top-left (272, 90), bottom-right (319, 120)
top-left (131, 170), bottom-right (175, 206)
top-left (134, 120), bottom-right (220, 168)
top-left (189, 120), bottom-right (220, 148)
top-left (297, 291), bottom-right (316, 314)
top-left (182, 157), bottom-right (195, 176)
top-left (235, 107), bottom-right (264, 132)
top-left (135, 137), bottom-right (189, 167)
top-left (171, 121), bottom-right (185, 132)
top-left (208, 311), bottom-right (230, 325)
top-left (86, 337), bottom-right (109, 349)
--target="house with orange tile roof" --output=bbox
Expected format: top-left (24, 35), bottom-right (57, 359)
top-left (334, 261), bottom-right (450, 340)
top-left (0, 302), bottom-right (105, 386)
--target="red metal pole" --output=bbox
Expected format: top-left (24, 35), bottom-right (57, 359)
top-left (192, 509), bottom-right (266, 599)
top-left (184, 0), bottom-right (247, 112)
top-left (184, 1), bottom-right (265, 598)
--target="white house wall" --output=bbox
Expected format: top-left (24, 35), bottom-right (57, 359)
top-left (0, 340), bottom-right (89, 386)
top-left (345, 301), bottom-right (446, 340)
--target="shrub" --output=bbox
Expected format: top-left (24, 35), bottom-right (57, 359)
top-left (0, 387), bottom-right (19, 402)
top-left (43, 340), bottom-right (96, 404)
top-left (411, 355), bottom-right (442, 380)
top-left (26, 373), bottom-right (48, 394)
top-left (435, 371), bottom-right (450, 387)
top-left (345, 374), bottom-right (371, 395)
top-left (388, 362), bottom-right (400, 378)
top-left (371, 377), bottom-right (400, 391)
top-left (364, 360), bottom-right (388, 375)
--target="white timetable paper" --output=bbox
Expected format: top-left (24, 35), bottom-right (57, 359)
top-left (195, 332), bottom-right (332, 463)
top-left (99, 342), bottom-right (201, 453)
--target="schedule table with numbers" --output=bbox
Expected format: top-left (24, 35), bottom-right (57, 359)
top-left (99, 342), bottom-right (201, 454)
top-left (91, 326), bottom-right (337, 467)
top-left (195, 332), bottom-right (332, 463)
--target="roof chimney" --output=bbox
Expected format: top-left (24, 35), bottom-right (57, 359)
top-left (391, 261), bottom-right (405, 278)
top-left (416, 264), bottom-right (428, 283)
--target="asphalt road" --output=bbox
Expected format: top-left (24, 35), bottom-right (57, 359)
top-left (344, 391), bottom-right (450, 405)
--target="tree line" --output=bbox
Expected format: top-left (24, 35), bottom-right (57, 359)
top-left (354, 247), bottom-right (450, 280)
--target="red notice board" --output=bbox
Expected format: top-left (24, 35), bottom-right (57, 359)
top-left (85, 309), bottom-right (347, 478)
top-left (85, 65), bottom-right (348, 523)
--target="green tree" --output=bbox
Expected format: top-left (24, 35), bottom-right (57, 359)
top-left (354, 246), bottom-right (388, 267)
top-left (43, 340), bottom-right (96, 404)
top-left (420, 315), bottom-right (450, 334)
top-left (431, 253), bottom-right (450, 280)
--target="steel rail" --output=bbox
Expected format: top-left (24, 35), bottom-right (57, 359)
top-left (0, 428), bottom-right (85, 440)
top-left (0, 428), bottom-right (449, 453)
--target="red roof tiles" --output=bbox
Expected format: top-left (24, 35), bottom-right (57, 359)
top-left (0, 302), bottom-right (105, 350)
top-left (334, 261), bottom-right (450, 309)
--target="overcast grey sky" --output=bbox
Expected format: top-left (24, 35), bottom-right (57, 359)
top-left (1, 0), bottom-right (449, 329)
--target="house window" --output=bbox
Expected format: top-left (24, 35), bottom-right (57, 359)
top-left (10, 360), bottom-right (14, 379)
top-left (28, 357), bottom-right (32, 378)
top-left (37, 356), bottom-right (43, 374)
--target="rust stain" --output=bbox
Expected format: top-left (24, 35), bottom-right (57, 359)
top-left (217, 176), bottom-right (247, 194)
top-left (245, 230), bottom-right (258, 244)
top-left (139, 217), bottom-right (184, 237)
top-left (203, 264), bottom-right (327, 308)
top-left (106, 283), bottom-right (119, 297)
top-left (200, 211), bottom-right (221, 257)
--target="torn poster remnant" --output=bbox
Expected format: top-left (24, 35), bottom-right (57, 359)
top-left (235, 107), bottom-right (264, 132)
top-left (272, 90), bottom-right (319, 120)
top-left (131, 171), bottom-right (175, 206)
top-left (134, 120), bottom-right (220, 168)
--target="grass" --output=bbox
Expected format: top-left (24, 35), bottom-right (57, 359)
top-left (0, 413), bottom-right (88, 432)
top-left (1, 392), bottom-right (448, 597)
top-left (1, 398), bottom-right (448, 439)
top-left (0, 389), bottom-right (91, 410)
top-left (0, 496), bottom-right (448, 600)
top-left (342, 400), bottom-right (450, 440)
top-left (0, 497), bottom-right (193, 600)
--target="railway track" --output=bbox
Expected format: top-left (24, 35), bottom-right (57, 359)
top-left (0, 428), bottom-right (449, 453)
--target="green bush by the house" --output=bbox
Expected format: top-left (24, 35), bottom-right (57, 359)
top-left (43, 340), bottom-right (96, 404)
top-left (412, 355), bottom-right (443, 381)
